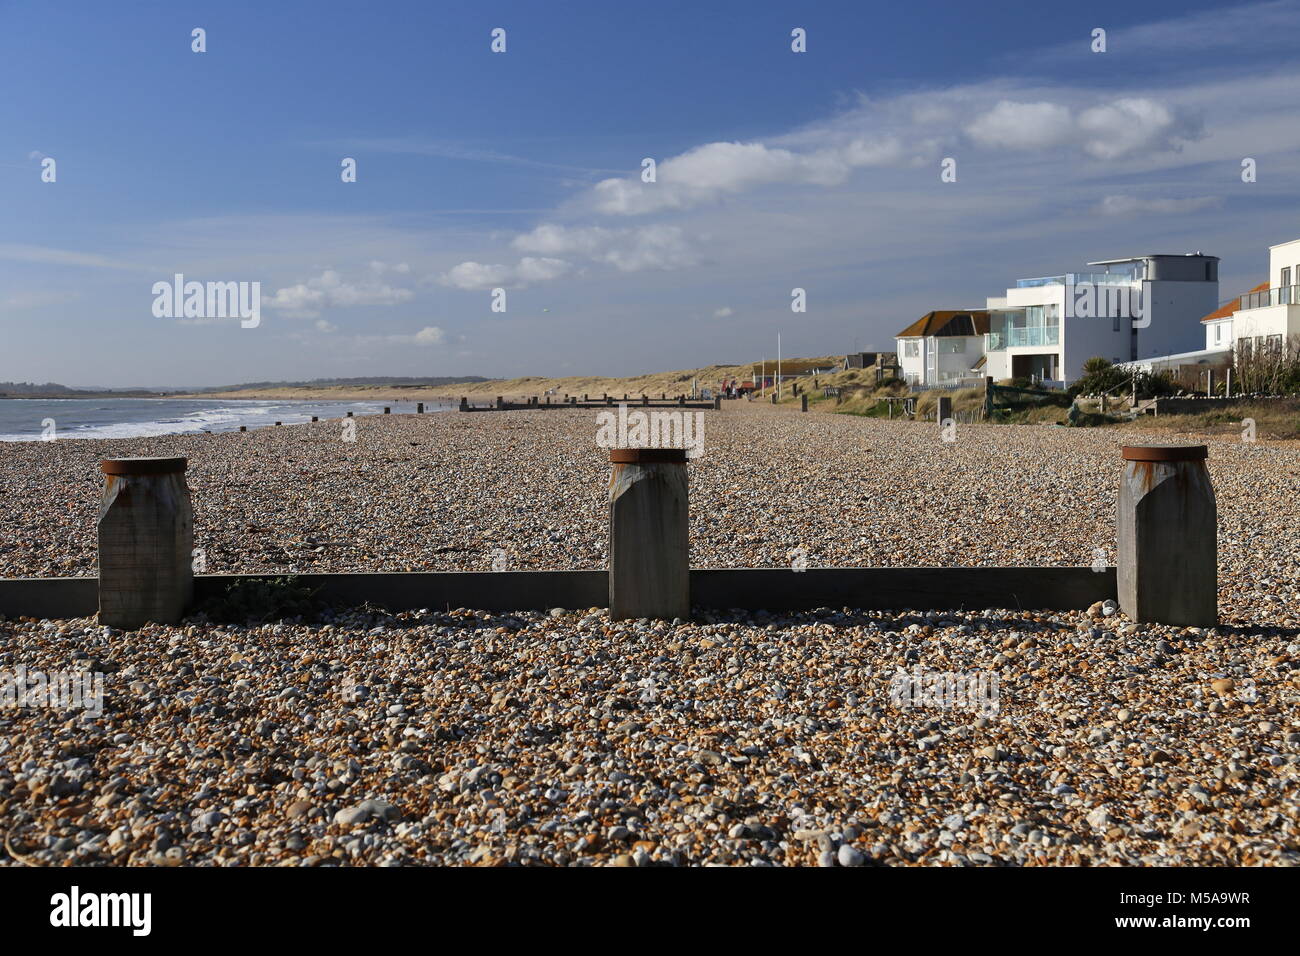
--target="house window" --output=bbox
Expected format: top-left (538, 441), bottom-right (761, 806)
top-left (903, 340), bottom-right (920, 358)
top-left (1283, 267), bottom-right (1292, 290)
top-left (1214, 323), bottom-right (1222, 345)
top-left (1268, 334), bottom-right (1283, 354)
top-left (942, 338), bottom-right (966, 353)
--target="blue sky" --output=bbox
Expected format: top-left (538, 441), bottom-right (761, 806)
top-left (3, 0), bottom-right (1300, 386)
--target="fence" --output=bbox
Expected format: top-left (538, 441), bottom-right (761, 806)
top-left (0, 444), bottom-right (1219, 627)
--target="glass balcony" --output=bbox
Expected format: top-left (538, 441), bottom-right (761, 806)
top-left (1239, 284), bottom-right (1300, 310)
top-left (1006, 325), bottom-right (1059, 347)
top-left (1015, 272), bottom-right (1138, 289)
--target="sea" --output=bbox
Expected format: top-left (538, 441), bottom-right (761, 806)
top-left (0, 397), bottom-right (450, 442)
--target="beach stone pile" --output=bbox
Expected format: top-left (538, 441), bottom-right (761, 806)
top-left (0, 603), bottom-right (1295, 866)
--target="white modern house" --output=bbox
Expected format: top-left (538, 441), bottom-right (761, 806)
top-left (1127, 238), bottom-right (1300, 375)
top-left (982, 253), bottom-right (1219, 384)
top-left (1215, 238), bottom-right (1300, 358)
top-left (894, 310), bottom-right (989, 385)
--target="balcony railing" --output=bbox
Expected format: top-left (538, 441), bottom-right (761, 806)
top-left (1015, 272), bottom-right (1138, 289)
top-left (987, 326), bottom-right (1059, 350)
top-left (1239, 284), bottom-right (1300, 310)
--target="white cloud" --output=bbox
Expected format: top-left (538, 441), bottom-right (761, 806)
top-left (438, 257), bottom-right (571, 290)
top-left (314, 318), bottom-right (336, 332)
top-left (1097, 195), bottom-right (1223, 216)
top-left (965, 97), bottom-right (1200, 159)
top-left (589, 138), bottom-right (906, 216)
top-left (369, 260), bottom-right (410, 274)
top-left (1076, 98), bottom-right (1197, 159)
top-left (514, 256), bottom-right (572, 283)
top-left (511, 223), bottom-right (607, 256)
top-left (512, 223), bottom-right (697, 273)
top-left (439, 261), bottom-right (514, 291)
top-left (965, 101), bottom-right (1075, 150)
top-left (413, 325), bottom-right (445, 345)
top-left (713, 306), bottom-right (734, 318)
top-left (600, 226), bottom-right (697, 272)
top-left (265, 268), bottom-right (414, 317)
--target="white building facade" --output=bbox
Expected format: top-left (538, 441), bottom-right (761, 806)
top-left (983, 254), bottom-right (1219, 384)
top-left (1223, 238), bottom-right (1300, 358)
top-left (894, 311), bottom-right (989, 386)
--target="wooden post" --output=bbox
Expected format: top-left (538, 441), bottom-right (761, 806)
top-left (937, 395), bottom-right (952, 424)
top-left (770, 394), bottom-right (776, 405)
top-left (713, 396), bottom-right (721, 410)
top-left (496, 396), bottom-right (505, 410)
top-left (1118, 445), bottom-right (1217, 626)
top-left (417, 403), bottom-right (424, 413)
top-left (311, 416), bottom-right (319, 422)
top-left (347, 411), bottom-right (354, 417)
top-left (384, 407), bottom-right (391, 414)
top-left (459, 397), bottom-right (469, 411)
top-left (983, 376), bottom-right (994, 419)
top-left (97, 458), bottom-right (193, 628)
top-left (1206, 369), bottom-right (1214, 397)
top-left (608, 448), bottom-right (689, 620)
top-left (801, 394), bottom-right (808, 412)
top-left (239, 426), bottom-right (247, 432)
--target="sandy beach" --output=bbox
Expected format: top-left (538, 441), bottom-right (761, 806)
top-left (1, 402), bottom-right (1298, 866)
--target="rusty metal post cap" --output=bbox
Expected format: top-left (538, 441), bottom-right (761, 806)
top-left (1121, 445), bottom-right (1208, 462)
top-left (609, 448), bottom-right (687, 464)
top-left (100, 457), bottom-right (188, 476)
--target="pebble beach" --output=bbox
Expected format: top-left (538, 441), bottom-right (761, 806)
top-left (1, 402), bottom-right (1298, 866)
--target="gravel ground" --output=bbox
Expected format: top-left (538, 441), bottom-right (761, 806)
top-left (0, 403), bottom-right (1297, 866)
top-left (1, 605), bottom-right (1296, 867)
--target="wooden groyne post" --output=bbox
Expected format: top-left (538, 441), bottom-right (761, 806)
top-left (1117, 445), bottom-right (1217, 626)
top-left (608, 448), bottom-right (689, 620)
top-left (97, 457), bottom-right (193, 628)
top-left (937, 395), bottom-right (952, 424)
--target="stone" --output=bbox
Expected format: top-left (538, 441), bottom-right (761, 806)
top-left (837, 844), bottom-right (865, 867)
